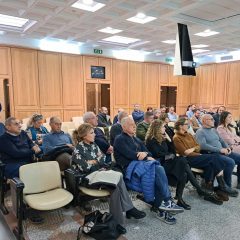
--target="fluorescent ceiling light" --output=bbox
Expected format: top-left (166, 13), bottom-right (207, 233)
top-left (127, 13), bottom-right (157, 24)
top-left (192, 49), bottom-right (210, 54)
top-left (192, 44), bottom-right (209, 48)
top-left (0, 14), bottom-right (29, 27)
top-left (162, 40), bottom-right (176, 44)
top-left (71, 0), bottom-right (105, 12)
top-left (0, 30), bottom-right (5, 35)
top-left (194, 29), bottom-right (219, 37)
top-left (112, 49), bottom-right (146, 62)
top-left (102, 35), bottom-right (140, 44)
top-left (98, 27), bottom-right (122, 34)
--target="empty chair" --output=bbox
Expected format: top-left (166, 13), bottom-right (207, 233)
top-left (72, 116), bottom-right (84, 128)
top-left (61, 122), bottom-right (75, 133)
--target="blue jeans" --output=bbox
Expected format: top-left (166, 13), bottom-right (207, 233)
top-left (217, 152), bottom-right (240, 187)
top-left (154, 165), bottom-right (171, 208)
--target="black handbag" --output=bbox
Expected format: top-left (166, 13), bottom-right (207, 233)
top-left (42, 145), bottom-right (73, 161)
top-left (77, 210), bottom-right (121, 240)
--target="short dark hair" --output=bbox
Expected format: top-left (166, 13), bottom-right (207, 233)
top-left (175, 118), bottom-right (187, 131)
top-left (192, 108), bottom-right (200, 114)
top-left (144, 111), bottom-right (154, 118)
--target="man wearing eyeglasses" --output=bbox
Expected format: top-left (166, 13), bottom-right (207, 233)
top-left (196, 114), bottom-right (240, 196)
top-left (0, 117), bottom-right (41, 178)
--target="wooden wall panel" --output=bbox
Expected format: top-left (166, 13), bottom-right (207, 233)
top-left (159, 64), bottom-right (169, 85)
top-left (62, 54), bottom-right (84, 108)
top-left (84, 56), bottom-right (98, 80)
top-left (144, 63), bottom-right (159, 108)
top-left (129, 61), bottom-right (144, 108)
top-left (112, 60), bottom-right (129, 109)
top-left (199, 64), bottom-right (214, 106)
top-left (63, 110), bottom-right (84, 121)
top-left (38, 51), bottom-right (62, 107)
top-left (225, 62), bottom-right (240, 108)
top-left (40, 110), bottom-right (63, 120)
top-left (212, 63), bottom-right (227, 105)
top-left (15, 110), bottom-right (40, 120)
top-left (190, 69), bottom-right (200, 104)
top-left (168, 66), bottom-right (178, 86)
top-left (11, 48), bottom-right (39, 108)
top-left (0, 47), bottom-right (10, 76)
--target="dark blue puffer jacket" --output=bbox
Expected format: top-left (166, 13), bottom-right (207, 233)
top-left (125, 160), bottom-right (159, 202)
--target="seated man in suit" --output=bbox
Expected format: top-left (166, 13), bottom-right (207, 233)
top-left (196, 114), bottom-right (240, 195)
top-left (97, 107), bottom-right (112, 127)
top-left (83, 112), bottom-right (113, 163)
top-left (110, 111), bottom-right (128, 145)
top-left (190, 109), bottom-right (202, 132)
top-left (42, 116), bottom-right (72, 171)
top-left (114, 117), bottom-right (184, 225)
top-left (0, 117), bottom-right (41, 178)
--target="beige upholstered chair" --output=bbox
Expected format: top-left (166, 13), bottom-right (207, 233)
top-left (19, 161), bottom-right (73, 211)
top-left (61, 122), bottom-right (76, 134)
top-left (43, 122), bottom-right (51, 132)
top-left (72, 117), bottom-right (84, 128)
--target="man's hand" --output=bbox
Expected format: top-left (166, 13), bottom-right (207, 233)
top-left (137, 152), bottom-right (148, 160)
top-left (107, 146), bottom-right (113, 154)
top-left (184, 147), bottom-right (195, 156)
top-left (32, 145), bottom-right (41, 154)
top-left (220, 148), bottom-right (229, 155)
top-left (66, 143), bottom-right (74, 149)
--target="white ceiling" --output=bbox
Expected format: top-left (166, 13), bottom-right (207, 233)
top-left (0, 0), bottom-right (240, 61)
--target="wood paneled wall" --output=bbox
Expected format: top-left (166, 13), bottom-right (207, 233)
top-left (1, 45), bottom-right (240, 121)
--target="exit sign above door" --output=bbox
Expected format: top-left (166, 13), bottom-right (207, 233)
top-left (94, 49), bottom-right (103, 54)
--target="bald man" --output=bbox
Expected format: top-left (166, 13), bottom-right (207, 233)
top-left (196, 114), bottom-right (240, 192)
top-left (42, 116), bottom-right (73, 171)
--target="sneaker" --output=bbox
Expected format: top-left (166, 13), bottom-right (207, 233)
top-left (156, 211), bottom-right (177, 225)
top-left (126, 207), bottom-right (146, 219)
top-left (159, 199), bottom-right (184, 213)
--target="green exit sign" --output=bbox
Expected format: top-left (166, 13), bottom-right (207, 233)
top-left (94, 49), bottom-right (103, 54)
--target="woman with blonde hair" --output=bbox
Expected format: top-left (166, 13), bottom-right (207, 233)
top-left (71, 123), bottom-right (146, 233)
top-left (146, 120), bottom-right (219, 207)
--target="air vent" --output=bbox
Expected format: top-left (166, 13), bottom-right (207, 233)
top-left (220, 55), bottom-right (233, 61)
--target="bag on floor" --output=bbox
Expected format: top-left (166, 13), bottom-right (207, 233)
top-left (77, 210), bottom-right (121, 240)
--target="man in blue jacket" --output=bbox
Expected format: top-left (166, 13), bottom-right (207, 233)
top-left (114, 117), bottom-right (184, 224)
top-left (132, 104), bottom-right (144, 124)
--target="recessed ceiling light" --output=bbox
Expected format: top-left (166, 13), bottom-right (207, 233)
top-left (0, 30), bottom-right (5, 35)
top-left (98, 27), bottom-right (122, 34)
top-left (192, 44), bottom-right (209, 48)
top-left (127, 13), bottom-right (156, 24)
top-left (194, 29), bottom-right (219, 37)
top-left (192, 49), bottom-right (210, 54)
top-left (0, 13), bottom-right (29, 27)
top-left (71, 0), bottom-right (105, 12)
top-left (101, 35), bottom-right (140, 44)
top-left (162, 40), bottom-right (176, 44)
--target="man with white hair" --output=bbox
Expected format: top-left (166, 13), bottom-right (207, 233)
top-left (196, 114), bottom-right (240, 196)
top-left (114, 117), bottom-right (184, 224)
top-left (83, 112), bottom-right (113, 163)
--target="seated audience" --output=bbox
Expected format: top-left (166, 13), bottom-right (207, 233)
top-left (159, 113), bottom-right (175, 140)
top-left (110, 111), bottom-right (128, 145)
top-left (160, 105), bottom-right (167, 114)
top-left (190, 109), bottom-right (202, 132)
top-left (71, 123), bottom-right (146, 232)
top-left (26, 114), bottom-right (48, 150)
top-left (173, 117), bottom-right (236, 200)
top-left (147, 107), bottom-right (153, 112)
top-left (0, 116), bottom-right (5, 136)
top-left (186, 104), bottom-right (196, 119)
top-left (83, 112), bottom-right (112, 163)
top-left (97, 107), bottom-right (112, 127)
top-left (168, 106), bottom-right (178, 122)
top-left (207, 105), bottom-right (216, 116)
top-left (114, 117), bottom-right (184, 225)
top-left (42, 116), bottom-right (72, 171)
top-left (198, 106), bottom-right (206, 115)
top-left (213, 106), bottom-right (226, 128)
top-left (196, 114), bottom-right (240, 192)
top-left (136, 111), bottom-right (154, 141)
top-left (0, 117), bottom-right (41, 178)
top-left (153, 109), bottom-right (161, 119)
top-left (113, 108), bottom-right (124, 125)
top-left (132, 104), bottom-right (144, 124)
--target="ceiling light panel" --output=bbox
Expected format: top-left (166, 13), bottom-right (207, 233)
top-left (194, 29), bottom-right (220, 37)
top-left (0, 14), bottom-right (29, 27)
top-left (98, 27), bottom-right (122, 34)
top-left (101, 35), bottom-right (140, 44)
top-left (192, 44), bottom-right (209, 48)
top-left (127, 13), bottom-right (157, 24)
top-left (162, 40), bottom-right (176, 44)
top-left (71, 0), bottom-right (105, 12)
top-left (192, 49), bottom-right (210, 54)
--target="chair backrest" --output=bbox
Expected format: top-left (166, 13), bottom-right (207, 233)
top-left (22, 118), bottom-right (30, 125)
top-left (43, 123), bottom-right (51, 132)
top-left (61, 122), bottom-right (76, 133)
top-left (19, 161), bottom-right (62, 194)
top-left (72, 117), bottom-right (84, 128)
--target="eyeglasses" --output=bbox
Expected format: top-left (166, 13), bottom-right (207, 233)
top-left (12, 122), bottom-right (21, 126)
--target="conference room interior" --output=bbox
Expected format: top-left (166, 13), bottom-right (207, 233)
top-left (1, 0), bottom-right (240, 239)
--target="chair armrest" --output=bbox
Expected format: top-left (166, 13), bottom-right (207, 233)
top-left (12, 177), bottom-right (25, 190)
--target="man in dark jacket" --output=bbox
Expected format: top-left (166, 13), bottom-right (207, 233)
top-left (97, 107), bottom-right (112, 127)
top-left (84, 112), bottom-right (112, 163)
top-left (0, 117), bottom-right (41, 178)
top-left (114, 117), bottom-right (184, 224)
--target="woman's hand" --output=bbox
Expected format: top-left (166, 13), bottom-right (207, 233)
top-left (87, 160), bottom-right (98, 165)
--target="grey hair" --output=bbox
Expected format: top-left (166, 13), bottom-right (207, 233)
top-left (49, 116), bottom-right (61, 124)
top-left (5, 117), bottom-right (16, 126)
top-left (83, 112), bottom-right (95, 123)
top-left (118, 111), bottom-right (128, 122)
top-left (121, 116), bottom-right (133, 127)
